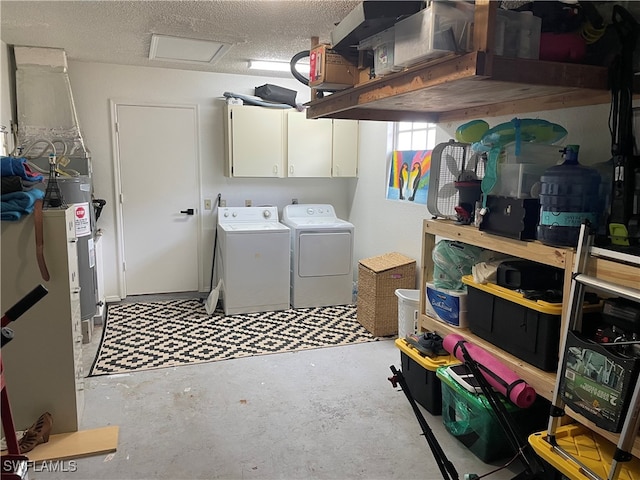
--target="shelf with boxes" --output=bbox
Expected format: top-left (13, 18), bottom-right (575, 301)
top-left (306, 2), bottom-right (622, 123)
top-left (419, 218), bottom-right (640, 460)
top-left (419, 218), bottom-right (574, 399)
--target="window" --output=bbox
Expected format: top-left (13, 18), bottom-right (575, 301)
top-left (394, 121), bottom-right (436, 151)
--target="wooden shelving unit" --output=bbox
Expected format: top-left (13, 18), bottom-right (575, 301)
top-left (310, 0), bottom-right (640, 469)
top-left (419, 218), bottom-right (640, 460)
top-left (306, 1), bottom-right (623, 124)
top-left (306, 51), bottom-right (612, 123)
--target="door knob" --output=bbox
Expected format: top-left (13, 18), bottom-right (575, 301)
top-left (180, 208), bottom-right (195, 215)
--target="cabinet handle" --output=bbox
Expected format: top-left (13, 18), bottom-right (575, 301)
top-left (273, 165), bottom-right (278, 174)
top-left (289, 165), bottom-right (294, 175)
top-left (72, 288), bottom-right (81, 294)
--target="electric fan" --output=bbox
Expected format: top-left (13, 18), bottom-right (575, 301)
top-left (427, 140), bottom-right (485, 221)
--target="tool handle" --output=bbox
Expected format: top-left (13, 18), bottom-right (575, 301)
top-left (1, 327), bottom-right (14, 347)
top-left (1, 285), bottom-right (48, 328)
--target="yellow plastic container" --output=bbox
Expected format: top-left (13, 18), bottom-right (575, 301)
top-left (395, 338), bottom-right (459, 415)
top-left (529, 424), bottom-right (640, 480)
top-left (462, 275), bottom-right (564, 314)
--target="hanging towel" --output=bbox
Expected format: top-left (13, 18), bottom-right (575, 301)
top-left (1, 156), bottom-right (44, 182)
top-left (1, 176), bottom-right (24, 194)
top-left (1, 188), bottom-right (45, 221)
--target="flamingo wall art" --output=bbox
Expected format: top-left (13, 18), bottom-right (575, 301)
top-left (387, 150), bottom-right (431, 204)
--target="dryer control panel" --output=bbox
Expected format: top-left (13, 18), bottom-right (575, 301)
top-left (283, 204), bottom-right (336, 220)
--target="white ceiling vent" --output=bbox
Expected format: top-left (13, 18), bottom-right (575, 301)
top-left (149, 34), bottom-right (231, 65)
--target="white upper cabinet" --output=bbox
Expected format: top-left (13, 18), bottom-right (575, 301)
top-left (286, 111), bottom-right (333, 178)
top-left (332, 119), bottom-right (359, 177)
top-left (224, 105), bottom-right (358, 178)
top-left (224, 105), bottom-right (285, 177)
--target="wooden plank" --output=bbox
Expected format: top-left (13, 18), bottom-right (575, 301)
top-left (357, 52), bottom-right (482, 104)
top-left (423, 219), bottom-right (571, 269)
top-left (2, 426), bottom-right (120, 462)
top-left (473, 1), bottom-right (497, 76)
top-left (491, 56), bottom-right (609, 89)
top-left (438, 89), bottom-right (612, 123)
top-left (306, 52), bottom-right (483, 119)
top-left (420, 315), bottom-right (557, 400)
top-left (320, 108), bottom-right (439, 123)
top-left (420, 221), bottom-right (437, 330)
top-left (306, 47), bottom-right (616, 123)
top-left (587, 257), bottom-right (640, 290)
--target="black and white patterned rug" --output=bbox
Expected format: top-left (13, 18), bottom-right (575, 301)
top-left (89, 300), bottom-right (378, 376)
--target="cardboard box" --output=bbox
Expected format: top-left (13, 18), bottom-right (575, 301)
top-left (357, 252), bottom-right (415, 336)
top-left (309, 44), bottom-right (357, 90)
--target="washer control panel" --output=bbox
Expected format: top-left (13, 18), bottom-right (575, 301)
top-left (218, 206), bottom-right (279, 224)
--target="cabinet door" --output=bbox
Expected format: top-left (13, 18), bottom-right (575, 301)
top-left (286, 111), bottom-right (332, 178)
top-left (332, 119), bottom-right (359, 177)
top-left (226, 106), bottom-right (285, 177)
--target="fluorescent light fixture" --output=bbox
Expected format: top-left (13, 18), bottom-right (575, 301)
top-left (149, 34), bottom-right (231, 65)
top-left (248, 60), bottom-right (309, 75)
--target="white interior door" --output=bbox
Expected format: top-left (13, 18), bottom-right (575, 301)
top-left (114, 103), bottom-right (200, 296)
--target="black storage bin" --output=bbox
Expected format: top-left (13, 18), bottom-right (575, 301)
top-left (395, 338), bottom-right (459, 415)
top-left (462, 275), bottom-right (601, 371)
top-left (479, 196), bottom-right (540, 240)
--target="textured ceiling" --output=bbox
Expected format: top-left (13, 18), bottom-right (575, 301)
top-left (0, 0), bottom-right (361, 78)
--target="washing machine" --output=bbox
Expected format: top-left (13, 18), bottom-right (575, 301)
top-left (282, 204), bottom-right (354, 308)
top-left (217, 206), bottom-right (290, 315)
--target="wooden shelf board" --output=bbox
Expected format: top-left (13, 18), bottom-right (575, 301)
top-left (306, 52), bottom-right (614, 123)
top-left (423, 219), bottom-right (572, 269)
top-left (587, 257), bottom-right (640, 291)
top-left (1, 426), bottom-right (119, 463)
top-left (420, 314), bottom-right (556, 400)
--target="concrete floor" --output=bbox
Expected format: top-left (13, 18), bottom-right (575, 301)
top-left (30, 317), bottom-right (532, 480)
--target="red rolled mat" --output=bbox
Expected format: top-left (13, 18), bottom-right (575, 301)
top-left (443, 333), bottom-right (537, 408)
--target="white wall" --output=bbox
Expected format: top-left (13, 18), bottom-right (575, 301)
top-left (2, 40), bottom-right (616, 299)
top-left (1, 42), bottom-right (15, 154)
top-left (349, 103), bottom-right (613, 289)
top-left (63, 61), bottom-right (360, 300)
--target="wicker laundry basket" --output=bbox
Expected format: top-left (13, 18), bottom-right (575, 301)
top-left (357, 252), bottom-right (416, 336)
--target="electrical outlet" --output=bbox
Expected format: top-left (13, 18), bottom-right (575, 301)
top-left (219, 199), bottom-right (226, 207)
top-left (204, 199), bottom-right (212, 210)
top-left (245, 199), bottom-right (252, 207)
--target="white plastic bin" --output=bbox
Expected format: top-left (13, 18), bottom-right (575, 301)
top-left (395, 289), bottom-right (420, 338)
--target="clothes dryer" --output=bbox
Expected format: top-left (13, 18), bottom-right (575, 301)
top-left (282, 204), bottom-right (354, 308)
top-left (217, 206), bottom-right (290, 315)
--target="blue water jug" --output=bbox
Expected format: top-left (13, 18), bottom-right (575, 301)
top-left (537, 145), bottom-right (601, 247)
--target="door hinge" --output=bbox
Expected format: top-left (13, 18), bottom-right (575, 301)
top-left (119, 193), bottom-right (124, 204)
top-left (115, 122), bottom-right (119, 133)
top-left (122, 261), bottom-right (126, 272)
